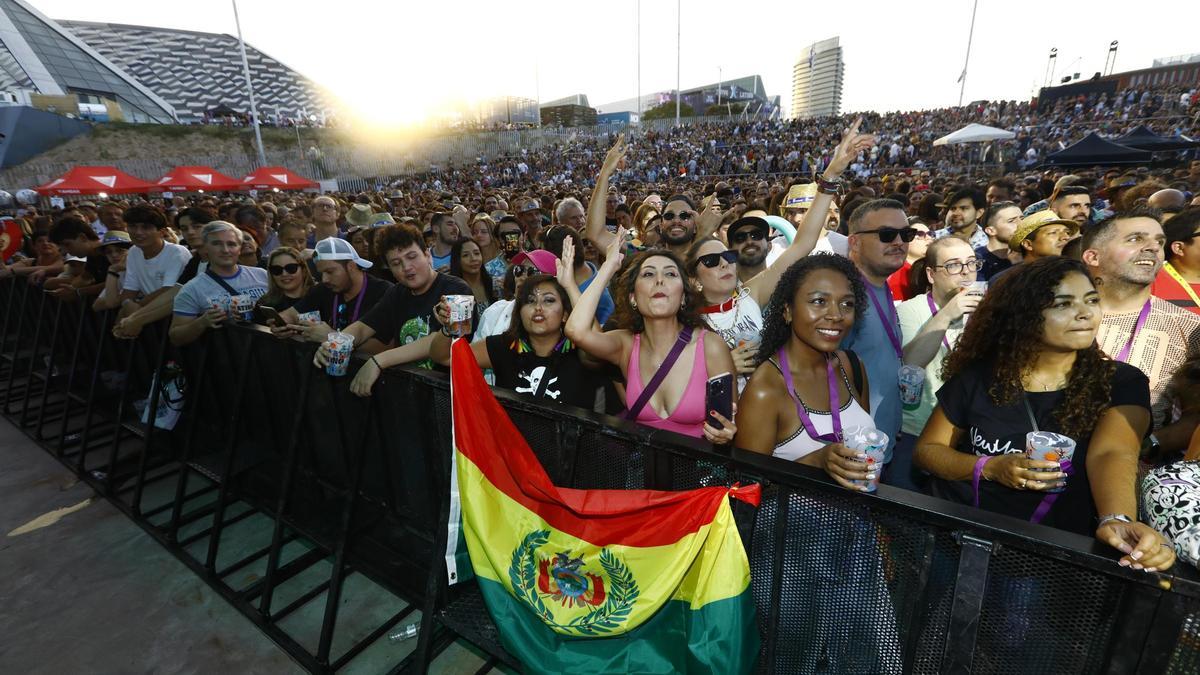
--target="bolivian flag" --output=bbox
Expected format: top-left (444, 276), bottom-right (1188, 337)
top-left (450, 339), bottom-right (761, 674)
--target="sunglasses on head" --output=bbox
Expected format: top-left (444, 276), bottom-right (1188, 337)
top-left (858, 227), bottom-right (918, 243)
top-left (730, 229), bottom-right (766, 244)
top-left (269, 263), bottom-right (301, 276)
top-left (662, 210), bottom-right (694, 222)
top-left (696, 250), bottom-right (739, 268)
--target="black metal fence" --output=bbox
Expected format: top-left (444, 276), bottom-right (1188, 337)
top-left (2, 273), bottom-right (1200, 674)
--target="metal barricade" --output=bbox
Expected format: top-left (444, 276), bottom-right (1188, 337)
top-left (3, 274), bottom-right (1200, 674)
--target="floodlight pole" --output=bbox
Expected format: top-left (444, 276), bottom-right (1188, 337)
top-left (675, 0), bottom-right (681, 125)
top-left (636, 0), bottom-right (641, 121)
top-left (232, 0), bottom-right (266, 167)
top-left (957, 0), bottom-right (978, 107)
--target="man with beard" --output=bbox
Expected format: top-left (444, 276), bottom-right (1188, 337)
top-left (933, 187), bottom-right (988, 249)
top-left (1051, 186), bottom-right (1093, 231)
top-left (726, 214), bottom-right (771, 284)
top-left (843, 199), bottom-right (916, 488)
top-left (515, 196), bottom-right (544, 243)
top-left (779, 183), bottom-right (846, 256)
top-left (1082, 207), bottom-right (1200, 457)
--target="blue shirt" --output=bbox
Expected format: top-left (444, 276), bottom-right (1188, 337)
top-left (841, 279), bottom-right (902, 457)
top-left (579, 262), bottom-right (614, 325)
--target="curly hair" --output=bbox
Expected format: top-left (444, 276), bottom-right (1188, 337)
top-left (607, 249), bottom-right (703, 332)
top-left (941, 256), bottom-right (1116, 440)
top-left (755, 253), bottom-right (867, 364)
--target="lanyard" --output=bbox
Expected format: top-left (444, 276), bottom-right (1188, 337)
top-left (331, 280), bottom-right (368, 330)
top-left (1022, 395), bottom-right (1074, 525)
top-left (777, 348), bottom-right (842, 443)
top-left (1164, 263), bottom-right (1200, 308)
top-left (1114, 300), bottom-right (1152, 364)
top-left (925, 293), bottom-right (952, 350)
top-left (863, 276), bottom-right (902, 358)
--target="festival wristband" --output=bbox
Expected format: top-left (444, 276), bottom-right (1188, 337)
top-left (972, 455), bottom-right (993, 508)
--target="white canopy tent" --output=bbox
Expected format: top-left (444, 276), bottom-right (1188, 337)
top-left (933, 123), bottom-right (1016, 146)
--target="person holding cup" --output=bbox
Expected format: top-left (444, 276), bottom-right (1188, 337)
top-left (735, 253), bottom-right (880, 491)
top-left (915, 257), bottom-right (1175, 571)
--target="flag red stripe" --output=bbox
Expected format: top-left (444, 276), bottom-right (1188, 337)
top-left (451, 339), bottom-right (758, 548)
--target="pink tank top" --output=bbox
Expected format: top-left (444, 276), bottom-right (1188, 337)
top-left (625, 329), bottom-right (709, 438)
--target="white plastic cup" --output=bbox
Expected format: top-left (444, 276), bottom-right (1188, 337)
top-left (230, 294), bottom-right (254, 321)
top-left (968, 280), bottom-right (988, 297)
top-left (1025, 431), bottom-right (1075, 493)
top-left (843, 425), bottom-right (890, 493)
top-left (207, 295), bottom-right (231, 317)
top-left (324, 331), bottom-right (355, 377)
top-left (443, 294), bottom-right (475, 337)
top-left (898, 364), bottom-right (926, 411)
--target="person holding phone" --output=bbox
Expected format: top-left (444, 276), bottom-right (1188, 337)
top-left (735, 254), bottom-right (876, 490)
top-left (564, 229), bottom-right (736, 443)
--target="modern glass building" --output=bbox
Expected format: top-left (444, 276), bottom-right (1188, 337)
top-left (792, 37), bottom-right (845, 120)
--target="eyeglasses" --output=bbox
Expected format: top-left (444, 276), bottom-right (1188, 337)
top-left (933, 259), bottom-right (984, 274)
top-left (269, 263), bottom-right (301, 276)
top-left (858, 227), bottom-right (918, 243)
top-left (730, 230), bottom-right (766, 244)
top-left (662, 211), bottom-right (694, 222)
top-left (512, 265), bottom-right (538, 277)
top-left (696, 250), bottom-right (739, 268)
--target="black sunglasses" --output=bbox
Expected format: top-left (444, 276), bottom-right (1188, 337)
top-left (730, 230), bottom-right (766, 244)
top-left (662, 211), bottom-right (694, 222)
top-left (696, 250), bottom-right (739, 268)
top-left (512, 265), bottom-right (538, 276)
top-left (858, 227), bottom-right (918, 243)
top-left (269, 263), bottom-right (301, 276)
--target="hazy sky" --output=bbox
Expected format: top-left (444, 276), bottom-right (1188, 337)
top-left (30, 0), bottom-right (1200, 125)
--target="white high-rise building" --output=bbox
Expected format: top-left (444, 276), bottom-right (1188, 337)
top-left (791, 37), bottom-right (844, 119)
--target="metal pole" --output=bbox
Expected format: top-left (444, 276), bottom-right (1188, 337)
top-left (675, 0), bottom-right (680, 125)
top-left (232, 0), bottom-right (266, 166)
top-left (717, 66), bottom-right (722, 111)
top-left (1044, 48), bottom-right (1057, 89)
top-left (636, 0), bottom-right (641, 121)
top-left (957, 0), bottom-right (978, 107)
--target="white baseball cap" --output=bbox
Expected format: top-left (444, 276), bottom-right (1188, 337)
top-left (314, 236), bottom-right (373, 269)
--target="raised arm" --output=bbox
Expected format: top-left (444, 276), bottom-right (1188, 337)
top-left (563, 228), bottom-right (628, 366)
top-left (746, 117), bottom-right (875, 307)
top-left (585, 136), bottom-right (625, 252)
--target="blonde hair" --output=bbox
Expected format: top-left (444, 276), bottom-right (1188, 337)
top-left (257, 246), bottom-right (313, 308)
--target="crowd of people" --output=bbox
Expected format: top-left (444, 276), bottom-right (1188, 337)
top-left (3, 91), bottom-right (1200, 590)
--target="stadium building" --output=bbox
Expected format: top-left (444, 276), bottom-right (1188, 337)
top-left (596, 75), bottom-right (779, 119)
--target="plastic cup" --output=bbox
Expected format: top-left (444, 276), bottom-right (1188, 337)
top-left (843, 425), bottom-right (890, 493)
top-left (443, 294), bottom-right (475, 337)
top-left (207, 295), bottom-right (231, 317)
top-left (1025, 431), bottom-right (1075, 493)
top-left (898, 364), bottom-right (925, 411)
top-left (230, 294), bottom-right (254, 322)
top-left (324, 331), bottom-right (355, 377)
top-left (968, 280), bottom-right (988, 297)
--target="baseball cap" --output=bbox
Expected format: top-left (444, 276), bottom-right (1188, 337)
top-left (315, 236), bottom-right (374, 269)
top-left (510, 250), bottom-right (558, 275)
top-left (1009, 210), bottom-right (1079, 251)
top-left (98, 230), bottom-right (133, 248)
top-left (517, 200), bottom-right (540, 213)
top-left (65, 254), bottom-right (87, 263)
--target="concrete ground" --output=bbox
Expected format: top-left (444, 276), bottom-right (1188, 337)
top-left (0, 417), bottom-right (497, 674)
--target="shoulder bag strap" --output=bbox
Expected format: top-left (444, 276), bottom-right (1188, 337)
top-left (204, 268), bottom-right (239, 296)
top-left (623, 326), bottom-right (694, 420)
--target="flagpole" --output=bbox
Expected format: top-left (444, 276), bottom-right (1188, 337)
top-left (232, 0), bottom-right (266, 166)
top-left (674, 0), bottom-right (681, 126)
top-left (636, 0), bottom-right (641, 122)
top-left (957, 0), bottom-right (978, 107)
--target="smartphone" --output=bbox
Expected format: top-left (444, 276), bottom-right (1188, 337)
top-left (705, 372), bottom-right (734, 430)
top-left (257, 305), bottom-right (282, 326)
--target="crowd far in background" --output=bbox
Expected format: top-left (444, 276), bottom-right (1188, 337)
top-left (3, 90), bottom-right (1200, 593)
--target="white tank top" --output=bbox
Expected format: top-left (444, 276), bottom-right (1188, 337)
top-left (768, 358), bottom-right (875, 462)
top-left (701, 286), bottom-right (763, 392)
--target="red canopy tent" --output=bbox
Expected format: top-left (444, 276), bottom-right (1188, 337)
top-left (239, 166), bottom-right (319, 191)
top-left (34, 166), bottom-right (156, 196)
top-left (151, 166), bottom-right (245, 192)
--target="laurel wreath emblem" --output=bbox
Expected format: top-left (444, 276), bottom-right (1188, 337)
top-left (508, 529), bottom-right (640, 636)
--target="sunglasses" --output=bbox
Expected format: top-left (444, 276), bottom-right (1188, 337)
top-left (512, 265), bottom-right (538, 277)
top-left (730, 230), bottom-right (766, 244)
top-left (269, 263), bottom-right (301, 276)
top-left (858, 227), bottom-right (918, 243)
top-left (696, 250), bottom-right (739, 268)
top-left (662, 211), bottom-right (694, 222)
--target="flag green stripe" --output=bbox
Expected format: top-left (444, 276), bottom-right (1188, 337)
top-left (476, 575), bottom-right (759, 674)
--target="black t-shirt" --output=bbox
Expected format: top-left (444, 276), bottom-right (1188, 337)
top-left (485, 335), bottom-right (602, 411)
top-left (293, 274), bottom-right (393, 331)
top-left (974, 245), bottom-right (1012, 281)
top-left (930, 360), bottom-right (1150, 535)
top-left (84, 252), bottom-right (110, 284)
top-left (360, 273), bottom-right (471, 365)
top-left (177, 252), bottom-right (202, 285)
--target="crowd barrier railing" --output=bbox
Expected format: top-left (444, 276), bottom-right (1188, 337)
top-left (3, 273), bottom-right (1200, 675)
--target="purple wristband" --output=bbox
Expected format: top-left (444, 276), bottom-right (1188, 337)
top-left (972, 455), bottom-right (993, 508)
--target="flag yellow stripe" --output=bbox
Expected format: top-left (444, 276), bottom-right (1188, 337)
top-left (459, 449), bottom-right (750, 629)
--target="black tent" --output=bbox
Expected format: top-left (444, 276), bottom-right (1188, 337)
top-left (206, 103), bottom-right (241, 117)
top-left (1042, 132), bottom-right (1152, 168)
top-left (1115, 125), bottom-right (1200, 152)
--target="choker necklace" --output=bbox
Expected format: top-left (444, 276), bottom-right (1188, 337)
top-left (699, 294), bottom-right (738, 314)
